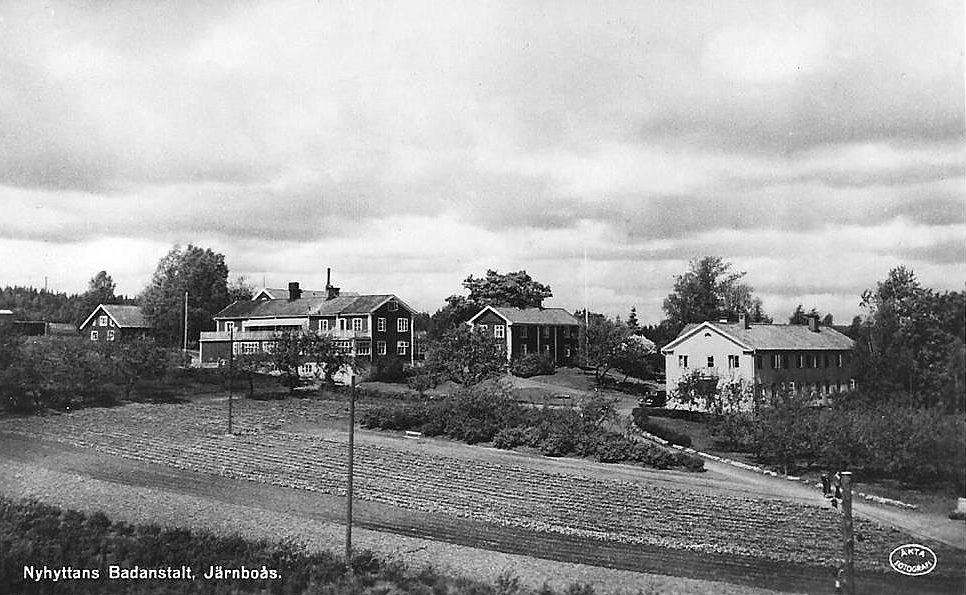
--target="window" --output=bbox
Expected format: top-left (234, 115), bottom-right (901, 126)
top-left (544, 344), bottom-right (551, 354)
top-left (755, 355), bottom-right (762, 369)
top-left (494, 325), bottom-right (505, 338)
top-left (352, 318), bottom-right (363, 332)
top-left (98, 316), bottom-right (107, 327)
top-left (242, 342), bottom-right (259, 354)
top-left (542, 326), bottom-right (550, 337)
top-left (225, 321), bottom-right (234, 332)
top-left (788, 381), bottom-right (796, 393)
top-left (678, 355), bottom-right (689, 368)
top-left (707, 356), bottom-right (714, 368)
top-left (849, 378), bottom-right (857, 390)
top-left (796, 354), bottom-right (804, 369)
top-left (388, 301), bottom-right (398, 312)
top-left (90, 330), bottom-right (98, 341)
top-left (521, 344), bottom-right (528, 355)
top-left (479, 323), bottom-right (488, 332)
top-left (108, 318), bottom-right (115, 327)
top-left (338, 318), bottom-right (347, 331)
top-left (262, 342), bottom-right (275, 354)
top-left (357, 342), bottom-right (371, 356)
top-left (772, 354), bottom-right (788, 369)
top-left (728, 355), bottom-right (739, 368)
top-left (397, 318), bottom-right (409, 333)
top-left (377, 341), bottom-right (387, 355)
top-left (561, 327), bottom-right (570, 338)
top-left (397, 341), bottom-right (409, 355)
top-left (377, 317), bottom-right (386, 332)
top-left (520, 326), bottom-right (529, 338)
top-left (336, 341), bottom-right (352, 354)
top-left (321, 319), bottom-right (330, 332)
top-left (565, 346), bottom-right (571, 357)
top-left (836, 353), bottom-right (844, 368)
top-left (107, 330), bottom-right (115, 341)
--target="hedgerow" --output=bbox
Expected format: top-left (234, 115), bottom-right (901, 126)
top-left (0, 497), bottom-right (599, 595)
top-left (631, 408), bottom-right (693, 448)
top-left (361, 384), bottom-right (703, 471)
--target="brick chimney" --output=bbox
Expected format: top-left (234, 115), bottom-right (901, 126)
top-left (738, 312), bottom-right (749, 329)
top-left (287, 281), bottom-right (302, 301)
top-left (807, 315), bottom-right (819, 332)
top-left (325, 267), bottom-right (340, 300)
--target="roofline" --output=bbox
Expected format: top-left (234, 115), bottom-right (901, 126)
top-left (214, 294), bottom-right (417, 319)
top-left (468, 305), bottom-right (511, 325)
top-left (367, 295), bottom-right (418, 316)
top-left (661, 321), bottom-right (754, 353)
top-left (79, 304), bottom-right (149, 330)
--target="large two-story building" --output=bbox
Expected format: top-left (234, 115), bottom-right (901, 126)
top-left (468, 305), bottom-right (581, 366)
top-left (199, 279), bottom-right (416, 370)
top-left (662, 314), bottom-right (855, 406)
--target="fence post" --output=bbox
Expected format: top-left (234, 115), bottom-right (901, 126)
top-left (841, 471), bottom-right (855, 595)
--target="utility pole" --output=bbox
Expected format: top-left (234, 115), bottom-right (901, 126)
top-left (183, 291), bottom-right (189, 366)
top-left (345, 375), bottom-right (356, 572)
top-left (227, 324), bottom-right (234, 435)
top-left (840, 471), bottom-right (855, 595)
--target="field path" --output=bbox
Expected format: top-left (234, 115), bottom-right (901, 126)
top-left (1, 398), bottom-right (963, 594)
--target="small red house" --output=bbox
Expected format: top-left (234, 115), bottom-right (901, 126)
top-left (78, 304), bottom-right (151, 343)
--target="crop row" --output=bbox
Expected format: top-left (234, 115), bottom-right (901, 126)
top-left (1, 399), bottom-right (910, 571)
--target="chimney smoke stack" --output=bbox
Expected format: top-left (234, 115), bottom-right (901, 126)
top-left (288, 282), bottom-right (302, 301)
top-left (807, 315), bottom-right (819, 332)
top-left (325, 268), bottom-right (340, 300)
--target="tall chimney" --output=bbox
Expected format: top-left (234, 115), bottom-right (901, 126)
top-left (288, 281), bottom-right (302, 301)
top-left (807, 315), bottom-right (819, 332)
top-left (325, 268), bottom-right (340, 300)
top-left (738, 312), bottom-right (749, 329)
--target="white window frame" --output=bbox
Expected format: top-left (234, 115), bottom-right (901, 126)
top-left (225, 321), bottom-right (234, 332)
top-left (107, 330), bottom-right (115, 341)
top-left (520, 326), bottom-right (529, 338)
top-left (494, 325), bottom-right (505, 338)
top-left (707, 356), bottom-right (714, 368)
top-left (728, 355), bottom-right (739, 368)
top-left (397, 318), bottom-right (409, 333)
top-left (377, 317), bottom-right (386, 332)
top-left (98, 315), bottom-right (107, 327)
top-left (357, 342), bottom-right (371, 356)
top-left (377, 341), bottom-right (387, 355)
top-left (678, 355), bottom-right (688, 368)
top-left (321, 319), bottom-right (330, 332)
top-left (352, 318), bottom-right (363, 332)
top-left (397, 341), bottom-right (409, 355)
top-left (521, 344), bottom-right (528, 355)
top-left (242, 342), bottom-right (259, 354)
top-left (541, 325), bottom-right (550, 338)
top-left (90, 330), bottom-right (98, 341)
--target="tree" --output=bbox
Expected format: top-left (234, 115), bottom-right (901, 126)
top-left (267, 332), bottom-right (305, 395)
top-left (611, 334), bottom-right (656, 382)
top-left (854, 266), bottom-right (965, 410)
top-left (227, 276), bottom-right (255, 302)
top-left (232, 351), bottom-right (272, 398)
top-left (423, 326), bottom-right (507, 386)
top-left (74, 271), bottom-right (118, 325)
top-left (627, 307), bottom-right (640, 331)
top-left (788, 304), bottom-right (832, 326)
top-left (102, 336), bottom-right (172, 400)
top-left (662, 256), bottom-right (770, 331)
top-left (432, 270), bottom-right (552, 331)
top-left (140, 245), bottom-right (231, 345)
top-left (580, 315), bottom-right (631, 386)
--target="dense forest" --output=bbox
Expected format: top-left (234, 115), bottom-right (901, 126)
top-left (0, 285), bottom-right (135, 326)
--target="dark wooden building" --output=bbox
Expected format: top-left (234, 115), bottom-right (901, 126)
top-left (468, 306), bottom-right (581, 366)
top-left (78, 305), bottom-right (151, 342)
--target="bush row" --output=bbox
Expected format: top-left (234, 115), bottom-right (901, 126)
top-left (630, 408), bottom-right (693, 448)
top-left (361, 384), bottom-right (703, 472)
top-left (0, 497), bottom-right (599, 595)
top-left (711, 400), bottom-right (966, 491)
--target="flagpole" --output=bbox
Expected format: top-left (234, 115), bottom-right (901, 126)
top-left (183, 290), bottom-right (189, 365)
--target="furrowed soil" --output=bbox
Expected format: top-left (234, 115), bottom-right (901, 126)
top-left (1, 396), bottom-right (963, 595)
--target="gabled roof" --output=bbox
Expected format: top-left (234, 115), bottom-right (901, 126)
top-left (254, 287), bottom-right (330, 300)
top-left (469, 305), bottom-right (581, 326)
top-left (80, 304), bottom-right (150, 329)
top-left (663, 321), bottom-right (854, 352)
top-left (214, 294), bottom-right (415, 319)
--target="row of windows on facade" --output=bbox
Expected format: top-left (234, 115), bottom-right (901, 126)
top-left (763, 379), bottom-right (857, 395)
top-left (677, 353), bottom-right (850, 370)
top-left (231, 340), bottom-right (411, 356)
top-left (227, 317), bottom-right (409, 333)
top-left (477, 324), bottom-right (573, 339)
top-left (89, 330), bottom-right (116, 341)
top-left (518, 344), bottom-right (572, 358)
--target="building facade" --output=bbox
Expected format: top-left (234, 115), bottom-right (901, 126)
top-left (78, 304), bottom-right (151, 343)
top-left (468, 306), bottom-right (581, 366)
top-left (199, 281), bottom-right (416, 369)
top-left (661, 314), bottom-right (855, 406)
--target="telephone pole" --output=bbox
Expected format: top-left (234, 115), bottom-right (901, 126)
top-left (840, 471), bottom-right (855, 595)
top-left (345, 375), bottom-right (356, 572)
top-left (183, 291), bottom-right (189, 365)
top-left (227, 324), bottom-right (234, 435)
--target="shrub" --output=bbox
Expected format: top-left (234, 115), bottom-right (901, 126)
top-left (632, 410), bottom-right (692, 448)
top-left (511, 353), bottom-right (556, 378)
top-left (368, 356), bottom-right (408, 383)
top-left (407, 372), bottom-right (438, 394)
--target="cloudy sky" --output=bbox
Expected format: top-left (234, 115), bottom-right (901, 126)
top-left (1, 1), bottom-right (963, 322)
